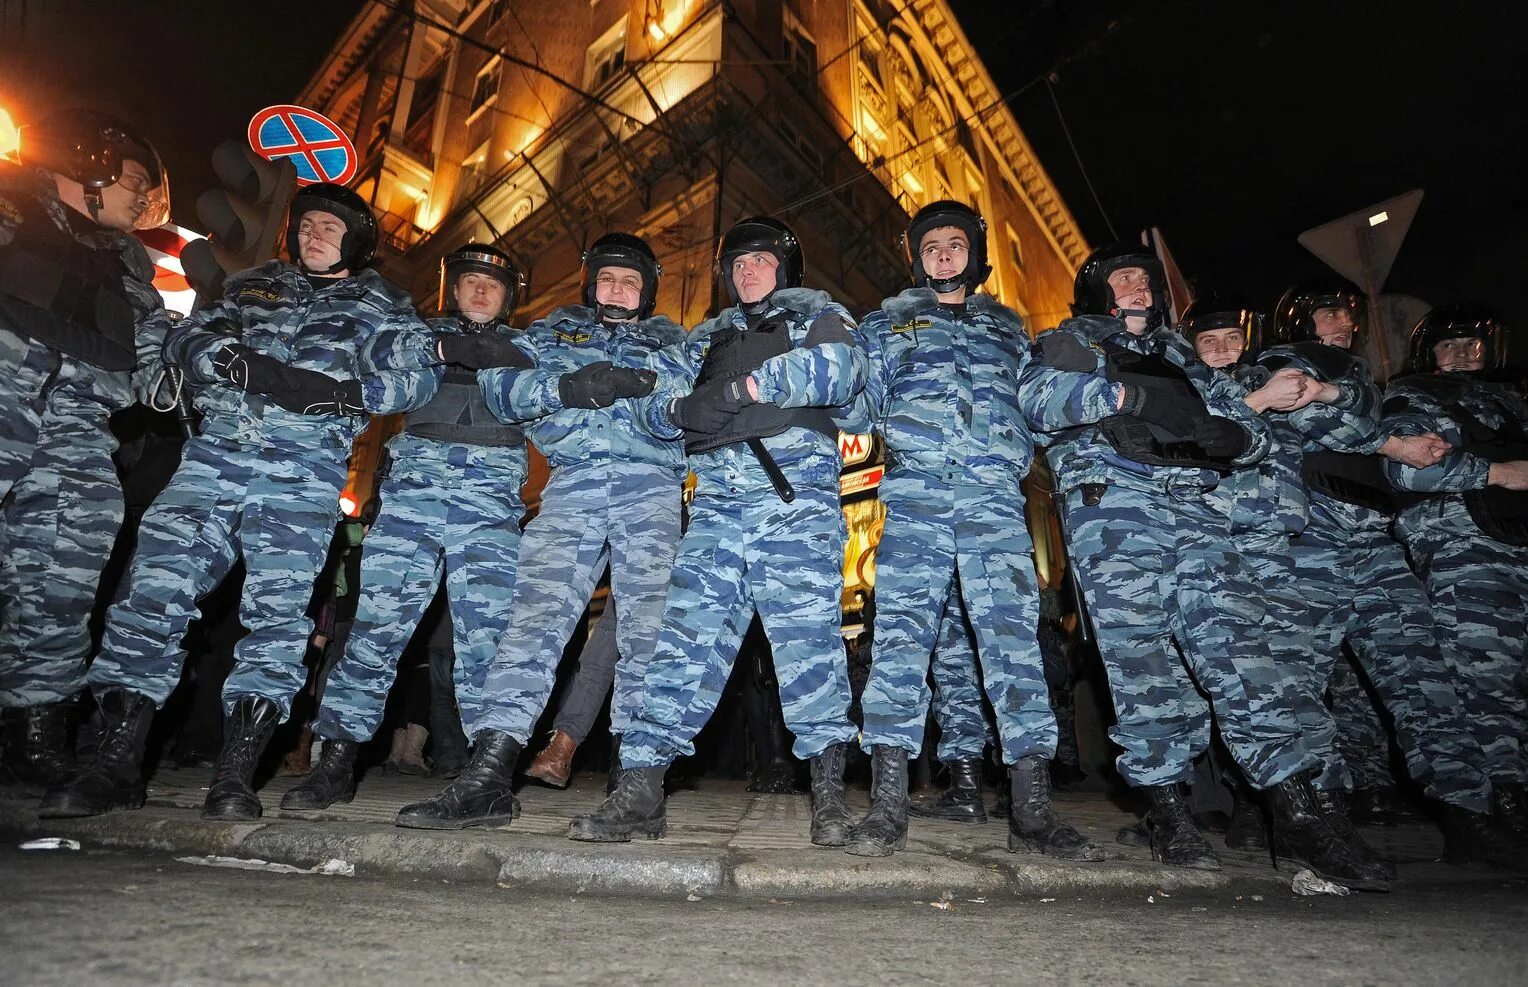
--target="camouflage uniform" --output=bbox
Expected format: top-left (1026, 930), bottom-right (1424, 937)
top-left (314, 316), bottom-right (530, 743)
top-left (856, 289), bottom-right (1054, 765)
top-left (89, 260), bottom-right (438, 717)
top-left (0, 164), bottom-right (167, 708)
top-left (1018, 315), bottom-right (1318, 790)
top-left (621, 287), bottom-right (863, 767)
top-left (1326, 658), bottom-right (1393, 791)
top-left (470, 306), bottom-right (686, 743)
top-left (928, 604), bottom-right (995, 761)
top-left (1383, 371), bottom-right (1528, 787)
top-left (1266, 343), bottom-right (1491, 811)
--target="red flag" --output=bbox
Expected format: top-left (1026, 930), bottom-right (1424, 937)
top-left (1141, 227), bottom-right (1194, 324)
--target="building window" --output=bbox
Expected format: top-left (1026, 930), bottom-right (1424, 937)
top-left (587, 19), bottom-right (629, 90)
top-left (784, 15), bottom-right (817, 79)
top-left (489, 0), bottom-right (509, 23)
top-left (469, 59), bottom-right (500, 119)
top-left (459, 141), bottom-right (490, 196)
top-left (1006, 223), bottom-right (1025, 276)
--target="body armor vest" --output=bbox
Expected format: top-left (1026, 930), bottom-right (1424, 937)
top-left (404, 364), bottom-right (524, 448)
top-left (683, 316), bottom-right (838, 455)
top-left (0, 191), bottom-right (137, 371)
top-left (1301, 450), bottom-right (1411, 515)
top-left (1431, 377), bottom-right (1528, 545)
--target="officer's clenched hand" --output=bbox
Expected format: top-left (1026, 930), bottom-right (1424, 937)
top-left (1380, 432), bottom-right (1450, 468)
top-left (264, 369), bottom-right (366, 417)
top-left (557, 361), bottom-right (655, 409)
top-left (671, 379), bottom-right (742, 433)
top-left (1035, 333), bottom-right (1098, 372)
top-left (438, 332), bottom-right (530, 370)
top-left (213, 344), bottom-right (291, 395)
top-left (713, 374), bottom-right (758, 414)
top-left (1191, 418), bottom-right (1248, 458)
top-left (1118, 381), bottom-right (1201, 436)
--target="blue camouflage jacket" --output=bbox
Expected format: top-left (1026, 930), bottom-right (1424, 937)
top-left (163, 259), bottom-right (438, 450)
top-left (646, 287), bottom-right (865, 481)
top-left (1210, 364), bottom-right (1309, 536)
top-left (0, 163), bottom-right (168, 415)
top-left (1017, 314), bottom-right (1270, 494)
top-left (861, 287), bottom-right (1034, 484)
top-left (1258, 343), bottom-right (1388, 457)
top-left (1381, 371), bottom-right (1528, 535)
top-left (479, 305), bottom-right (687, 474)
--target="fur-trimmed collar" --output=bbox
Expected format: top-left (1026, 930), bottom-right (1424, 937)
top-left (880, 287), bottom-right (1021, 332)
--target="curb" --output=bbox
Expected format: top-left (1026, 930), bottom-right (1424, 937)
top-left (2, 800), bottom-right (1281, 899)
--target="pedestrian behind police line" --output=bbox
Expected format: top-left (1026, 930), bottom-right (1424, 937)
top-left (1017, 244), bottom-right (1389, 889)
top-left (1258, 285), bottom-right (1523, 872)
top-left (569, 216), bottom-right (864, 847)
top-left (396, 233), bottom-right (681, 830)
top-left (848, 200), bottom-right (1101, 862)
top-left (281, 243), bottom-right (533, 813)
top-left (0, 111), bottom-right (171, 791)
top-left (39, 183), bottom-right (441, 822)
top-left (1380, 304), bottom-right (1528, 850)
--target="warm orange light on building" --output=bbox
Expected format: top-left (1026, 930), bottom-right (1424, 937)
top-left (0, 108), bottom-right (21, 161)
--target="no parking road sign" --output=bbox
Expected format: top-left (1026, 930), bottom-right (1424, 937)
top-left (247, 104), bottom-right (358, 187)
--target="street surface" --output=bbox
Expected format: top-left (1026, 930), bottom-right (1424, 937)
top-left (4, 847), bottom-right (1525, 986)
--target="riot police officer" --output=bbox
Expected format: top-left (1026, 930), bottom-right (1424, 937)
top-left (1019, 246), bottom-right (1384, 887)
top-left (280, 243), bottom-right (532, 812)
top-left (396, 232), bottom-right (679, 830)
top-left (850, 200), bottom-right (1099, 861)
top-left (39, 183), bottom-right (439, 821)
top-left (1382, 304), bottom-right (1528, 848)
top-left (0, 110), bottom-right (169, 789)
top-left (569, 216), bottom-right (863, 847)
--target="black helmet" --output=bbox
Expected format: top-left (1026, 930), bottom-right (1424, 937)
top-left (1072, 242), bottom-right (1169, 328)
top-left (439, 243), bottom-right (524, 321)
top-left (717, 216), bottom-right (803, 314)
top-left (1268, 283), bottom-right (1364, 346)
top-left (29, 109), bottom-right (169, 229)
top-left (1180, 291), bottom-right (1262, 358)
top-left (903, 199), bottom-right (991, 293)
top-left (581, 232), bottom-right (661, 320)
top-left (1406, 303), bottom-right (1508, 375)
top-left (285, 182), bottom-right (377, 274)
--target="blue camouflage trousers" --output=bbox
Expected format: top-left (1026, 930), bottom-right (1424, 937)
top-left (473, 461), bottom-right (681, 742)
top-left (0, 405), bottom-right (122, 708)
top-left (1236, 530), bottom-right (1353, 791)
top-left (1290, 494), bottom-right (1491, 811)
top-left (315, 437), bottom-right (526, 743)
top-left (1401, 500), bottom-right (1528, 786)
top-left (928, 602), bottom-right (996, 762)
top-left (91, 434), bottom-right (348, 717)
top-left (0, 328), bottom-right (54, 504)
top-left (1063, 478), bottom-right (1315, 790)
top-left (622, 454), bottom-right (857, 767)
top-left (1326, 656), bottom-right (1393, 790)
top-left (861, 469), bottom-right (1053, 764)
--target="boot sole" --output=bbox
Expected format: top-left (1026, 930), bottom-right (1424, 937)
top-left (1150, 847), bottom-right (1223, 871)
top-left (843, 833), bottom-right (907, 857)
top-left (395, 811), bottom-right (515, 831)
top-left (37, 789), bottom-right (146, 819)
top-left (524, 767), bottom-right (571, 788)
top-left (567, 818), bottom-right (668, 842)
top-left (280, 791), bottom-right (357, 812)
top-left (908, 807), bottom-right (988, 823)
top-left (1009, 834), bottom-right (1107, 861)
top-left (202, 803), bottom-right (263, 821)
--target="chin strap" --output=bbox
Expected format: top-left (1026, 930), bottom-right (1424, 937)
top-left (1113, 306), bottom-right (1163, 329)
top-left (595, 302), bottom-right (639, 322)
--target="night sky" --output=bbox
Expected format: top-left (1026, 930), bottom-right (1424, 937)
top-left (4, 0), bottom-right (1523, 358)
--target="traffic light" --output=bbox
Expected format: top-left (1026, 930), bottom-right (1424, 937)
top-left (181, 140), bottom-right (298, 303)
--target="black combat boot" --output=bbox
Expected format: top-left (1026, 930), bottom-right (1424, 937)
top-left (1007, 755), bottom-right (1104, 860)
top-left (1, 703), bottom-right (75, 791)
top-left (1115, 817), bottom-right (1151, 848)
top-left (807, 742), bottom-right (853, 846)
top-left (1489, 780), bottom-right (1528, 845)
top-left (1266, 771), bottom-right (1391, 891)
top-left (1224, 782), bottom-right (1269, 852)
top-left (1313, 787), bottom-right (1395, 879)
top-left (844, 745), bottom-right (909, 857)
top-left (909, 758), bottom-right (987, 823)
top-left (279, 739), bottom-right (360, 811)
top-left (1441, 804), bottom-right (1528, 873)
top-left (1142, 784), bottom-right (1221, 871)
top-left (568, 764), bottom-right (668, 842)
top-left (38, 690), bottom-right (155, 818)
top-left (395, 730), bottom-right (521, 830)
top-left (201, 697), bottom-right (281, 820)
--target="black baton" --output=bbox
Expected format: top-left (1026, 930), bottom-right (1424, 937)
top-left (747, 438), bottom-right (795, 503)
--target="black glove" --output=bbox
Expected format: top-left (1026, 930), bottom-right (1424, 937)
top-left (213, 344), bottom-right (292, 395)
top-left (1192, 418), bottom-right (1248, 458)
top-left (1119, 382), bottom-right (1202, 436)
top-left (438, 332), bottom-right (531, 370)
top-left (1035, 333), bottom-right (1099, 372)
top-left (713, 374), bottom-right (758, 413)
top-left (670, 379), bottom-right (741, 434)
top-left (557, 361), bottom-right (658, 409)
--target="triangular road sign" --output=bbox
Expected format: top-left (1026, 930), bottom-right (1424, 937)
top-left (1297, 189), bottom-right (1424, 292)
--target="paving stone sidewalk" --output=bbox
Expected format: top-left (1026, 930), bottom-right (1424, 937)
top-left (0, 767), bottom-right (1456, 900)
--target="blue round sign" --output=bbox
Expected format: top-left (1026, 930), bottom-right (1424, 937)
top-left (247, 104), bottom-right (358, 186)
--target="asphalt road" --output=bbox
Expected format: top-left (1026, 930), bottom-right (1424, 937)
top-left (3, 847), bottom-right (1525, 986)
